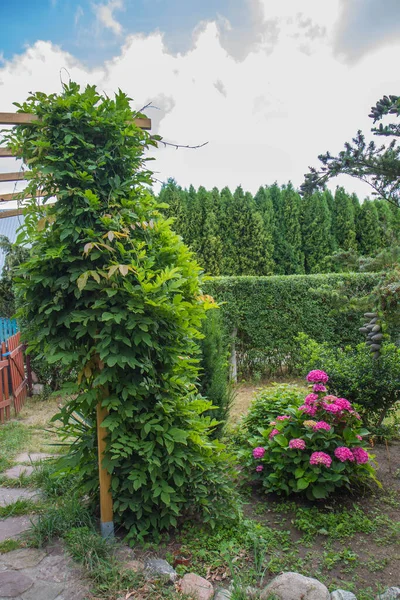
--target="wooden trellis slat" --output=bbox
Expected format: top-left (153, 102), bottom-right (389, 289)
top-left (0, 148), bottom-right (17, 158)
top-left (0, 192), bottom-right (34, 202)
top-left (0, 172), bottom-right (26, 182)
top-left (0, 209), bottom-right (25, 219)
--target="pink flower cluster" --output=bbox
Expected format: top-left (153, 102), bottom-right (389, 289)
top-left (313, 421), bottom-right (331, 431)
top-left (299, 404), bottom-right (317, 416)
top-left (256, 465), bottom-right (264, 472)
top-left (313, 384), bottom-right (327, 392)
top-left (334, 447), bottom-right (355, 462)
top-left (309, 452), bottom-right (332, 467)
top-left (253, 447), bottom-right (265, 459)
top-left (305, 393), bottom-right (318, 405)
top-left (269, 429), bottom-right (279, 439)
top-left (276, 415), bottom-right (291, 421)
top-left (307, 370), bottom-right (329, 384)
top-left (289, 438), bottom-right (306, 450)
top-left (352, 447), bottom-right (369, 464)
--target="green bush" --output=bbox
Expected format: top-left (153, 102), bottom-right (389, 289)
top-left (198, 309), bottom-right (235, 436)
top-left (238, 373), bottom-right (378, 500)
top-left (241, 384), bottom-right (305, 436)
top-left (295, 333), bottom-right (400, 430)
top-left (10, 82), bottom-right (238, 541)
top-left (204, 273), bottom-right (379, 377)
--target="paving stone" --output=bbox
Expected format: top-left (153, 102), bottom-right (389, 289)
top-left (0, 571), bottom-right (33, 597)
top-left (0, 488), bottom-right (40, 507)
top-left (14, 453), bottom-right (54, 464)
top-left (0, 549), bottom-right (46, 570)
top-left (180, 573), bottom-right (214, 600)
top-left (3, 466), bottom-right (34, 480)
top-left (20, 580), bottom-right (64, 600)
top-left (331, 591), bottom-right (357, 600)
top-left (0, 516), bottom-right (36, 542)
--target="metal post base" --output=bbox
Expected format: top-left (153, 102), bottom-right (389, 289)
top-left (100, 521), bottom-right (114, 540)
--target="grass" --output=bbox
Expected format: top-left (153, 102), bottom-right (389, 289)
top-left (0, 539), bottom-right (24, 553)
top-left (0, 498), bottom-right (41, 519)
top-left (0, 421), bottom-right (31, 472)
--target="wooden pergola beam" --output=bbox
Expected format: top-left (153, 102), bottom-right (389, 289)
top-left (0, 148), bottom-right (17, 158)
top-left (0, 172), bottom-right (26, 182)
top-left (0, 209), bottom-right (24, 219)
top-left (0, 112), bottom-right (151, 129)
top-left (0, 193), bottom-right (34, 202)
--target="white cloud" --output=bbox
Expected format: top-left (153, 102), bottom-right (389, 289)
top-left (1, 3), bottom-right (400, 211)
top-left (93, 0), bottom-right (124, 36)
top-left (75, 5), bottom-right (84, 27)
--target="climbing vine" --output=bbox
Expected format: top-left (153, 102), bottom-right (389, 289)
top-left (6, 82), bottom-right (238, 539)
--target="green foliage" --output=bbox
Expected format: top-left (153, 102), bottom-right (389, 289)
top-left (295, 334), bottom-right (400, 429)
top-left (0, 235), bottom-right (29, 318)
top-left (240, 384), bottom-right (305, 436)
top-left (0, 421), bottom-right (30, 472)
top-left (238, 384), bottom-right (377, 501)
top-left (198, 309), bottom-right (235, 436)
top-left (8, 82), bottom-right (238, 540)
top-left (204, 273), bottom-right (380, 377)
top-left (332, 187), bottom-right (357, 251)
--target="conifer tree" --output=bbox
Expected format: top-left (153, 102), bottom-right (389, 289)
top-left (254, 186), bottom-right (275, 273)
top-left (268, 183), bottom-right (285, 274)
top-left (375, 200), bottom-right (395, 246)
top-left (159, 179), bottom-right (187, 237)
top-left (356, 200), bottom-right (380, 255)
top-left (280, 183), bottom-right (305, 274)
top-left (195, 186), bottom-right (223, 275)
top-left (332, 187), bottom-right (357, 251)
top-left (301, 192), bottom-right (333, 273)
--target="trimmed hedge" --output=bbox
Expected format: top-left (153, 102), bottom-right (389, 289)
top-left (204, 273), bottom-right (380, 377)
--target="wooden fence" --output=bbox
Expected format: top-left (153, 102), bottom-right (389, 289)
top-left (0, 331), bottom-right (29, 424)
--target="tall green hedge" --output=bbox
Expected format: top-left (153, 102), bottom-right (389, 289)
top-left (204, 273), bottom-right (380, 377)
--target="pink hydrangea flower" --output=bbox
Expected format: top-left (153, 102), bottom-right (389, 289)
top-left (289, 439), bottom-right (306, 450)
top-left (256, 465), bottom-right (264, 472)
top-left (269, 429), bottom-right (279, 439)
top-left (305, 393), bottom-right (319, 405)
top-left (307, 370), bottom-right (329, 384)
top-left (323, 395), bottom-right (338, 403)
top-left (313, 384), bottom-right (327, 392)
top-left (276, 415), bottom-right (291, 421)
top-left (322, 402), bottom-right (342, 414)
top-left (253, 447), bottom-right (265, 459)
top-left (356, 435), bottom-right (363, 441)
top-left (335, 398), bottom-right (352, 411)
top-left (303, 420), bottom-right (317, 427)
top-left (313, 421), bottom-right (331, 431)
top-left (299, 404), bottom-right (317, 416)
top-left (310, 452), bottom-right (332, 467)
top-left (269, 421), bottom-right (276, 426)
top-left (334, 447), bottom-right (355, 462)
top-left (352, 447), bottom-right (369, 464)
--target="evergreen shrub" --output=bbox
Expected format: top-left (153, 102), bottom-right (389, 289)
top-left (204, 273), bottom-right (380, 377)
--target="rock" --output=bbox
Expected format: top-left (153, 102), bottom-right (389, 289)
top-left (31, 371), bottom-right (39, 384)
top-left (0, 548), bottom-right (46, 570)
top-left (0, 516), bottom-right (36, 542)
top-left (214, 589), bottom-right (232, 600)
top-left (0, 487), bottom-right (40, 507)
top-left (19, 579), bottom-right (64, 600)
top-left (331, 591), bottom-right (357, 600)
top-left (180, 573), bottom-right (214, 600)
top-left (376, 588), bottom-right (400, 600)
top-left (3, 465), bottom-right (34, 479)
top-left (123, 560), bottom-right (144, 572)
top-left (32, 384), bottom-right (44, 396)
top-left (144, 558), bottom-right (177, 582)
top-left (0, 571), bottom-right (33, 597)
top-left (260, 572), bottom-right (330, 600)
top-left (14, 453), bottom-right (54, 464)
top-left (364, 312), bottom-right (378, 318)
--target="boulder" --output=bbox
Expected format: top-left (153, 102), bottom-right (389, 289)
top-left (144, 558), bottom-right (177, 582)
top-left (180, 573), bottom-right (214, 600)
top-left (260, 572), bottom-right (330, 600)
top-left (331, 590), bottom-right (357, 600)
top-left (376, 588), bottom-right (400, 600)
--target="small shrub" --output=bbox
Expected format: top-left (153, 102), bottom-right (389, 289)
top-left (242, 384), bottom-right (305, 436)
top-left (239, 371), bottom-right (378, 500)
top-left (295, 333), bottom-right (400, 430)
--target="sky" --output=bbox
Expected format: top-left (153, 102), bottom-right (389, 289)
top-left (1, 0), bottom-right (400, 208)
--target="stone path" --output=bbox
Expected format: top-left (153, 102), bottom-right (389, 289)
top-left (0, 489), bottom-right (40, 507)
top-left (0, 545), bottom-right (90, 599)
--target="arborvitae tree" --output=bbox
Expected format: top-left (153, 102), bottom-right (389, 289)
top-left (375, 200), bottom-right (395, 246)
top-left (301, 192), bottom-right (334, 273)
top-left (280, 183), bottom-right (305, 274)
top-left (254, 186), bottom-right (275, 274)
top-left (268, 183), bottom-right (285, 274)
top-left (219, 187), bottom-right (236, 275)
top-left (332, 187), bottom-right (357, 251)
top-left (159, 179), bottom-right (187, 236)
top-left (185, 184), bottom-right (201, 250)
top-left (351, 193), bottom-right (361, 225)
top-left (195, 186), bottom-right (223, 275)
top-left (356, 200), bottom-right (380, 255)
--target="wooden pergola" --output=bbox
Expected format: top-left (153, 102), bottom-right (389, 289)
top-left (0, 110), bottom-right (152, 538)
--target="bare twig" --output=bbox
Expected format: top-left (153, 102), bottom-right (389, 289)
top-left (153, 138), bottom-right (209, 150)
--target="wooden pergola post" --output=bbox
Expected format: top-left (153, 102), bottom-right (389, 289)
top-left (0, 110), bottom-right (152, 538)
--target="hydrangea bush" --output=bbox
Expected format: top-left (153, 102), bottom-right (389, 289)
top-left (242, 371), bottom-right (378, 500)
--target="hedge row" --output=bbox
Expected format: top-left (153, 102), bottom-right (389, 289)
top-left (203, 273), bottom-right (380, 377)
